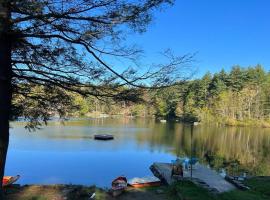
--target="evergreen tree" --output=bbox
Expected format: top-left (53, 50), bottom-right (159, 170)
top-left (227, 66), bottom-right (247, 91)
top-left (0, 0), bottom-right (193, 193)
top-left (208, 73), bottom-right (227, 96)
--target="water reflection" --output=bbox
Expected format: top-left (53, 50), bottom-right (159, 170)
top-left (136, 121), bottom-right (270, 176)
top-left (6, 118), bottom-right (270, 187)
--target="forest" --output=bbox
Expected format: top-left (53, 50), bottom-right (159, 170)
top-left (15, 65), bottom-right (270, 127)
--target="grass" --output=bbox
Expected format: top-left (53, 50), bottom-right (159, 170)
top-left (245, 177), bottom-right (270, 196)
top-left (6, 185), bottom-right (99, 200)
top-left (223, 118), bottom-right (270, 128)
top-left (168, 181), bottom-right (215, 200)
top-left (5, 177), bottom-right (270, 200)
top-left (6, 184), bottom-right (167, 200)
top-left (168, 177), bottom-right (270, 200)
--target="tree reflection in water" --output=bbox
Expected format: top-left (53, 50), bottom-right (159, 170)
top-left (136, 121), bottom-right (270, 176)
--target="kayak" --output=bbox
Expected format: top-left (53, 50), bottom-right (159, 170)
top-left (3, 175), bottom-right (20, 187)
top-left (128, 176), bottom-right (161, 188)
top-left (111, 176), bottom-right (127, 197)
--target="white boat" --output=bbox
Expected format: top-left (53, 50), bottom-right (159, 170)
top-left (128, 176), bottom-right (161, 188)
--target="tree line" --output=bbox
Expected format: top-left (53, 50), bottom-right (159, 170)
top-left (69, 65), bottom-right (270, 127)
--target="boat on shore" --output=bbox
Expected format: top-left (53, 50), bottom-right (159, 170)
top-left (3, 175), bottom-right (20, 187)
top-left (111, 176), bottom-right (127, 197)
top-left (94, 134), bottom-right (114, 140)
top-left (128, 176), bottom-right (161, 188)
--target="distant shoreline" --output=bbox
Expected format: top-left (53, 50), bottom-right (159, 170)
top-left (11, 115), bottom-right (270, 128)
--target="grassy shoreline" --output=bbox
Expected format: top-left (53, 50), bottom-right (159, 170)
top-left (5, 177), bottom-right (270, 200)
top-left (12, 116), bottom-right (270, 129)
top-left (225, 119), bottom-right (270, 128)
top-left (5, 184), bottom-right (168, 200)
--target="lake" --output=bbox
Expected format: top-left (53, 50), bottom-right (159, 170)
top-left (6, 118), bottom-right (270, 187)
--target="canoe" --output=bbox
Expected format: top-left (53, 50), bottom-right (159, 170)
top-left (94, 134), bottom-right (114, 140)
top-left (111, 176), bottom-right (127, 197)
top-left (128, 176), bottom-right (161, 188)
top-left (3, 175), bottom-right (20, 187)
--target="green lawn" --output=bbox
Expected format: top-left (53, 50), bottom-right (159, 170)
top-left (168, 177), bottom-right (270, 200)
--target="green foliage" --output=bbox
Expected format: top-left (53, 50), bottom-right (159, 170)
top-left (227, 66), bottom-right (247, 91)
top-left (73, 95), bottom-right (90, 116)
top-left (12, 85), bottom-right (77, 130)
top-left (19, 65), bottom-right (269, 126)
top-left (208, 74), bottom-right (227, 96)
top-left (150, 87), bottom-right (180, 118)
top-left (131, 104), bottom-right (147, 117)
top-left (180, 65), bottom-right (270, 126)
top-left (7, 0), bottom-right (185, 131)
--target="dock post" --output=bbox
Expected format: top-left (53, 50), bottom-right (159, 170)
top-left (190, 121), bottom-right (199, 179)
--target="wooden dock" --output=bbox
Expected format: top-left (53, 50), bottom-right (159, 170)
top-left (150, 162), bottom-right (236, 193)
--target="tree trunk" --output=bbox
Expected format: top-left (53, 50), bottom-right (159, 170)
top-left (0, 1), bottom-right (12, 198)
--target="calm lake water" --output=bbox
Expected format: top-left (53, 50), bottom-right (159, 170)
top-left (6, 118), bottom-right (270, 187)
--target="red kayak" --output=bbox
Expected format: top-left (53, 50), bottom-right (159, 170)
top-left (3, 175), bottom-right (20, 187)
top-left (111, 176), bottom-right (127, 197)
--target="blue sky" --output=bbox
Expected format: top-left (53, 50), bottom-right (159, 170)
top-left (130, 0), bottom-right (270, 77)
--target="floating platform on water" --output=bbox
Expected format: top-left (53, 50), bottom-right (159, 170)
top-left (150, 162), bottom-right (236, 193)
top-left (94, 134), bottom-right (114, 140)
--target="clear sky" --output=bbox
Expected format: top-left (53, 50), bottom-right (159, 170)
top-left (130, 0), bottom-right (270, 77)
